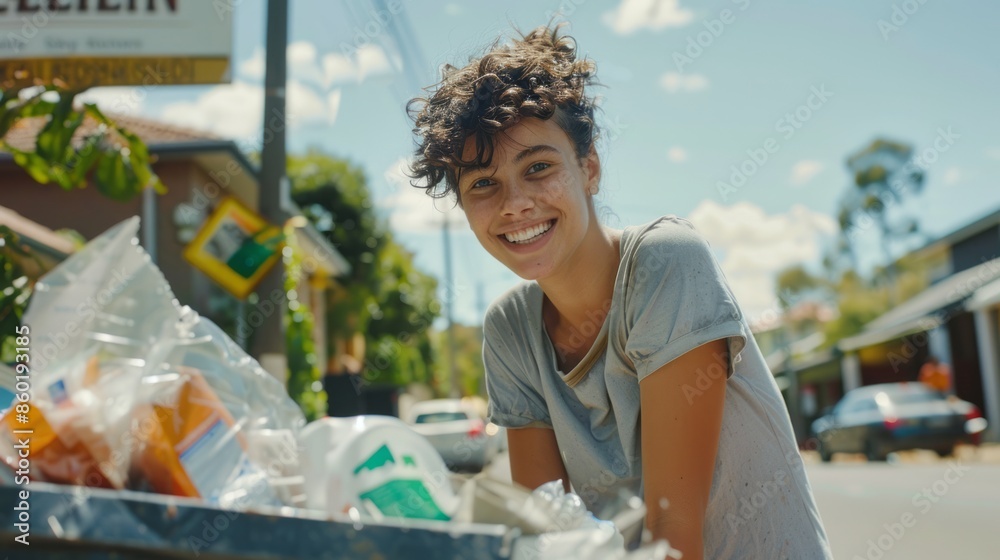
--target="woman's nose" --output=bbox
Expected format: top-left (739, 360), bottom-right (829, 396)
top-left (500, 180), bottom-right (534, 216)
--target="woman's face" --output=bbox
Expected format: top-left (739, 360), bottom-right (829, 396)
top-left (457, 117), bottom-right (600, 281)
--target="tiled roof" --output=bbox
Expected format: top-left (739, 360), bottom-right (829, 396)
top-left (1, 111), bottom-right (219, 153)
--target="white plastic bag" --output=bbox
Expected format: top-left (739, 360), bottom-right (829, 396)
top-left (298, 415), bottom-right (459, 521)
top-left (509, 480), bottom-right (677, 560)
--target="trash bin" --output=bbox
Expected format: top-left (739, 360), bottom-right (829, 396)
top-left (0, 482), bottom-right (514, 560)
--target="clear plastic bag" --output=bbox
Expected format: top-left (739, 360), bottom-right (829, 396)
top-left (1, 217), bottom-right (305, 508)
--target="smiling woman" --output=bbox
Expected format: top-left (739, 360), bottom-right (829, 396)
top-left (407, 24), bottom-right (833, 559)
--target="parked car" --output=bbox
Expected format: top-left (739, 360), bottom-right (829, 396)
top-left (811, 382), bottom-right (987, 462)
top-left (404, 399), bottom-right (503, 472)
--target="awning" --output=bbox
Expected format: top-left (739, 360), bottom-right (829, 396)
top-left (966, 275), bottom-right (1000, 311)
top-left (0, 204), bottom-right (75, 279)
top-left (287, 215), bottom-right (351, 278)
top-left (839, 314), bottom-right (943, 352)
top-left (839, 257), bottom-right (1000, 352)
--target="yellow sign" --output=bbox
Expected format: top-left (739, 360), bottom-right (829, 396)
top-left (0, 0), bottom-right (231, 87)
top-left (183, 198), bottom-right (284, 300)
top-left (0, 56), bottom-right (230, 88)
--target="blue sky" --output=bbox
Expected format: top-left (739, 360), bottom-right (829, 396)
top-left (81, 0), bottom-right (1000, 327)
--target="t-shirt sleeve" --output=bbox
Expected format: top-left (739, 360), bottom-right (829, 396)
top-left (482, 306), bottom-right (552, 429)
top-left (624, 219), bottom-right (748, 382)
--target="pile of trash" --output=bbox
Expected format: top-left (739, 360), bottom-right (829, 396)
top-left (0, 218), bottom-right (674, 560)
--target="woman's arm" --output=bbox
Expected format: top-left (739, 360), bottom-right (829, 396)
top-left (639, 338), bottom-right (729, 560)
top-left (507, 426), bottom-right (571, 493)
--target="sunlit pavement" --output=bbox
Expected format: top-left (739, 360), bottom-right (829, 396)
top-left (485, 445), bottom-right (1000, 559)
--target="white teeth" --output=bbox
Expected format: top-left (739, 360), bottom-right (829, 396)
top-left (504, 220), bottom-right (553, 244)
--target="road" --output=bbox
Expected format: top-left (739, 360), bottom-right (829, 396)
top-left (483, 446), bottom-right (1000, 559)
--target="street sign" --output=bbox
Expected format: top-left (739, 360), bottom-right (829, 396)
top-left (0, 0), bottom-right (232, 88)
top-left (183, 197), bottom-right (284, 300)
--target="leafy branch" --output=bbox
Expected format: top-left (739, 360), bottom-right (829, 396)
top-left (1, 86), bottom-right (165, 201)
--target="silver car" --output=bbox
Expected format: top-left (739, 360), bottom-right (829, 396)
top-left (405, 399), bottom-right (503, 472)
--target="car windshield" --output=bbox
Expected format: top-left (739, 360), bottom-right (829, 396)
top-left (414, 412), bottom-right (468, 423)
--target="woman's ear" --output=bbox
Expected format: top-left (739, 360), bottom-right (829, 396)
top-left (582, 146), bottom-right (601, 195)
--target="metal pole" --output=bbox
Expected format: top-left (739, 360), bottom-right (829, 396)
top-left (249, 0), bottom-right (289, 369)
top-left (443, 217), bottom-right (458, 398)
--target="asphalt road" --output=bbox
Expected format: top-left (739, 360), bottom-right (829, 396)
top-left (809, 456), bottom-right (1000, 559)
top-left (485, 447), bottom-right (1000, 559)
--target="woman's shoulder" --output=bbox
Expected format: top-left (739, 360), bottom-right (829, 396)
top-left (483, 281), bottom-right (541, 335)
top-left (622, 214), bottom-right (715, 266)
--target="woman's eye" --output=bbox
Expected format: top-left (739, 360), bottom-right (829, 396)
top-left (471, 178), bottom-right (493, 189)
top-left (527, 162), bottom-right (550, 174)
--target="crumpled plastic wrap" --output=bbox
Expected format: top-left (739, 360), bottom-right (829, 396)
top-left (0, 217), bottom-right (305, 508)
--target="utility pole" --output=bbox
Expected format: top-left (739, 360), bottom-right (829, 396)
top-left (443, 216), bottom-right (459, 398)
top-left (250, 0), bottom-right (290, 376)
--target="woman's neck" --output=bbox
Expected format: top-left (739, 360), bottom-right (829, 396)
top-left (538, 221), bottom-right (621, 331)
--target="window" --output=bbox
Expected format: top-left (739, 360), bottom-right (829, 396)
top-left (889, 392), bottom-right (939, 406)
top-left (414, 412), bottom-right (468, 424)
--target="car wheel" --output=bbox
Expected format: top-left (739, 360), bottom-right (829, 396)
top-left (935, 446), bottom-right (955, 458)
top-left (865, 438), bottom-right (888, 462)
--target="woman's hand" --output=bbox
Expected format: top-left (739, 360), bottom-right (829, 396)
top-left (639, 338), bottom-right (729, 560)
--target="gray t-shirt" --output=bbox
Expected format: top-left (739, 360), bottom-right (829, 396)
top-left (483, 216), bottom-right (833, 559)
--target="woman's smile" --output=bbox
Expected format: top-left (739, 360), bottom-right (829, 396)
top-left (497, 218), bottom-right (558, 253)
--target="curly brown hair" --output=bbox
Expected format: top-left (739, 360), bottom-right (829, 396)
top-left (407, 24), bottom-right (600, 202)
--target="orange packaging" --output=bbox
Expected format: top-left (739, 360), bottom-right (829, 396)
top-left (131, 366), bottom-right (249, 499)
top-left (1, 401), bottom-right (122, 489)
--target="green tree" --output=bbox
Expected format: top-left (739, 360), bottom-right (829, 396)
top-left (836, 138), bottom-right (925, 303)
top-left (0, 86), bottom-right (162, 361)
top-left (430, 324), bottom-right (486, 397)
top-left (287, 151), bottom-right (441, 396)
top-left (1, 87), bottom-right (165, 200)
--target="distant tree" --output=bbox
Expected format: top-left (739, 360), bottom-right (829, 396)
top-left (430, 324), bottom-right (486, 398)
top-left (836, 138), bottom-right (926, 303)
top-left (288, 152), bottom-right (440, 393)
top-left (775, 264), bottom-right (828, 310)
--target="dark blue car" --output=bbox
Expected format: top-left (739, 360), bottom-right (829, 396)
top-left (811, 382), bottom-right (986, 462)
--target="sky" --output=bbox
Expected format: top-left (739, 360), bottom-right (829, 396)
top-left (79, 0), bottom-right (1000, 328)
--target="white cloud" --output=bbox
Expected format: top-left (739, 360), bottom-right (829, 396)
top-left (603, 0), bottom-right (694, 34)
top-left (381, 157), bottom-right (467, 234)
top-left (239, 47), bottom-right (265, 80)
top-left (159, 80), bottom-right (341, 141)
top-left (686, 201), bottom-right (837, 326)
top-left (287, 41), bottom-right (326, 86)
top-left (942, 167), bottom-right (961, 186)
top-left (322, 43), bottom-right (392, 86)
top-left (789, 160), bottom-right (824, 186)
top-left (659, 72), bottom-right (708, 93)
top-left (160, 81), bottom-right (264, 139)
top-left (238, 41), bottom-right (391, 87)
top-left (667, 146), bottom-right (688, 163)
top-left (326, 90), bottom-right (343, 125)
top-left (76, 86), bottom-right (147, 115)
